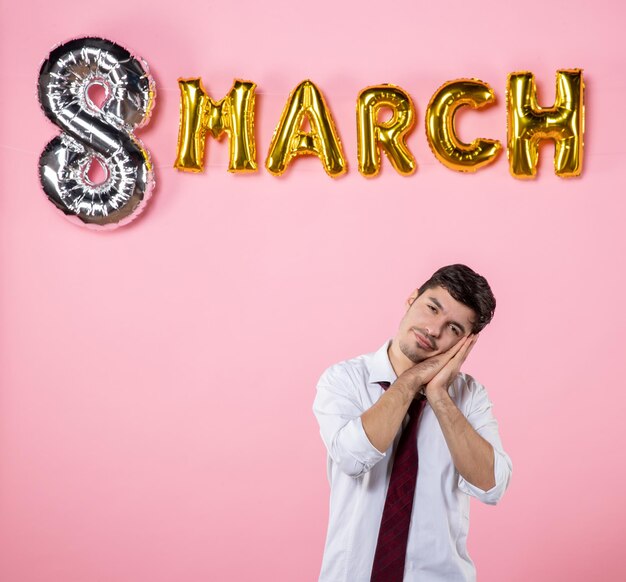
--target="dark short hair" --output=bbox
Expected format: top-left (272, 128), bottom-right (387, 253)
top-left (418, 264), bottom-right (496, 333)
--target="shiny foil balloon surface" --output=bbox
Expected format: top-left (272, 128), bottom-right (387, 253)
top-left (175, 78), bottom-right (257, 172)
top-left (38, 37), bottom-right (156, 228)
top-left (425, 79), bottom-right (501, 172)
top-left (506, 69), bottom-right (584, 178)
top-left (356, 85), bottom-right (416, 177)
top-left (266, 80), bottom-right (346, 177)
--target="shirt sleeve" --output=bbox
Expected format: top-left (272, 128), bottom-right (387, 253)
top-left (313, 365), bottom-right (386, 478)
top-left (457, 375), bottom-right (513, 505)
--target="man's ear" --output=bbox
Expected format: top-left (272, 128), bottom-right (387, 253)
top-left (406, 288), bottom-right (419, 309)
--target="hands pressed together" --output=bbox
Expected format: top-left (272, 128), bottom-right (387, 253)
top-left (361, 333), bottom-right (479, 455)
top-left (397, 334), bottom-right (479, 405)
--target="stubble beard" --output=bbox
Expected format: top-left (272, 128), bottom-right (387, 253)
top-left (398, 336), bottom-right (427, 365)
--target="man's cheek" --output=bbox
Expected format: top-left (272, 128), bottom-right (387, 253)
top-left (447, 336), bottom-right (464, 351)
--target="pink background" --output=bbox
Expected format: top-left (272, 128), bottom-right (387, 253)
top-left (1, 1), bottom-right (625, 580)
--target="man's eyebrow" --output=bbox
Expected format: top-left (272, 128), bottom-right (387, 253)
top-left (429, 296), bottom-right (468, 334)
top-left (429, 297), bottom-right (444, 310)
top-left (453, 321), bottom-right (467, 335)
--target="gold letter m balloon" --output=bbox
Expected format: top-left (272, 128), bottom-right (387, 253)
top-left (175, 78), bottom-right (257, 172)
top-left (507, 70), bottom-right (584, 178)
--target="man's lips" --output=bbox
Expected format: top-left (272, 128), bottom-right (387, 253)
top-left (413, 330), bottom-right (435, 350)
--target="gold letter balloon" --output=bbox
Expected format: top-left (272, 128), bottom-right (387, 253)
top-left (266, 80), bottom-right (347, 177)
top-left (507, 69), bottom-right (584, 178)
top-left (425, 79), bottom-right (501, 172)
top-left (175, 78), bottom-right (257, 172)
top-left (356, 85), bottom-right (416, 177)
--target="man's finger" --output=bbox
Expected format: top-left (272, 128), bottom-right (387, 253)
top-left (412, 335), bottom-right (475, 385)
top-left (440, 335), bottom-right (471, 363)
top-left (427, 337), bottom-right (470, 377)
top-left (450, 335), bottom-right (477, 368)
top-left (439, 335), bottom-right (477, 376)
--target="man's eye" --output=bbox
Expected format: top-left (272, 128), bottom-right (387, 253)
top-left (428, 305), bottom-right (437, 312)
top-left (450, 325), bottom-right (460, 336)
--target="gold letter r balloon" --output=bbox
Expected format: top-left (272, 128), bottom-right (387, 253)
top-left (356, 85), bottom-right (416, 177)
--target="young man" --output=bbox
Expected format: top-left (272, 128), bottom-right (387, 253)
top-left (313, 264), bottom-right (512, 582)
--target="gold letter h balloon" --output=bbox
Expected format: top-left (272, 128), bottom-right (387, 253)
top-left (507, 70), bottom-right (584, 178)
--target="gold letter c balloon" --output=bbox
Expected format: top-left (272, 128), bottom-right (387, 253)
top-left (426, 79), bottom-right (501, 172)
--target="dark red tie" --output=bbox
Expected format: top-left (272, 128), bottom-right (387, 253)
top-left (370, 381), bottom-right (427, 582)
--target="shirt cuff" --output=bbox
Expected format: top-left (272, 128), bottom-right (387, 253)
top-left (457, 447), bottom-right (512, 505)
top-left (332, 417), bottom-right (386, 476)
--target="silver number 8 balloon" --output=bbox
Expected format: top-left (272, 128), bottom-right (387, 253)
top-left (38, 37), bottom-right (156, 229)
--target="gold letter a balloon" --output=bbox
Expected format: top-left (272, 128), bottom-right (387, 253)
top-left (266, 80), bottom-right (347, 178)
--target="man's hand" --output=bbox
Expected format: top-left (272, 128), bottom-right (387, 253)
top-left (396, 335), bottom-right (477, 400)
top-left (424, 335), bottom-right (477, 403)
top-left (362, 335), bottom-right (477, 453)
top-left (421, 334), bottom-right (496, 492)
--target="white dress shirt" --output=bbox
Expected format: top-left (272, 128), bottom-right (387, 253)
top-left (313, 339), bottom-right (512, 582)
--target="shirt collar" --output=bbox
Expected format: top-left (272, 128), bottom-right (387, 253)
top-left (368, 339), bottom-right (398, 385)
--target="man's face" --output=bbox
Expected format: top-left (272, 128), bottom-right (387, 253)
top-left (396, 285), bottom-right (477, 364)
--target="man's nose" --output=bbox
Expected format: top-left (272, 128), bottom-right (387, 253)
top-left (425, 325), bottom-right (441, 338)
